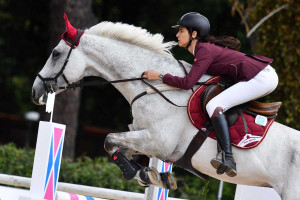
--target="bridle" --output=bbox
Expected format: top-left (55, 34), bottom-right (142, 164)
top-left (37, 29), bottom-right (84, 93)
top-left (37, 30), bottom-right (221, 107)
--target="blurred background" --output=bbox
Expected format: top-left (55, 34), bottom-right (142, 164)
top-left (0, 0), bottom-right (299, 199)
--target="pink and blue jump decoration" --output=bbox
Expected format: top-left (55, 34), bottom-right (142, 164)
top-left (157, 161), bottom-right (172, 200)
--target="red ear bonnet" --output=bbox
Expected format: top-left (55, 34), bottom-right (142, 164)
top-left (61, 14), bottom-right (84, 48)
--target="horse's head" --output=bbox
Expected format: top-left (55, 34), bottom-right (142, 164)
top-left (32, 16), bottom-right (179, 105)
top-left (31, 14), bottom-right (86, 105)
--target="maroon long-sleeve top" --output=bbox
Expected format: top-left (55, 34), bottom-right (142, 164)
top-left (163, 42), bottom-right (273, 90)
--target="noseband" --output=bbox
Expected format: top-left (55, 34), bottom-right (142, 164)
top-left (37, 29), bottom-right (84, 93)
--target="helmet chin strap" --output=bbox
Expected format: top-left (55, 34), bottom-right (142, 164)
top-left (185, 36), bottom-right (193, 50)
top-left (185, 27), bottom-right (197, 50)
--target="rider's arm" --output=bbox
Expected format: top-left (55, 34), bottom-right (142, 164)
top-left (162, 46), bottom-right (213, 90)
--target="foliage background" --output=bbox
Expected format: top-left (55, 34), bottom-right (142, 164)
top-left (245, 0), bottom-right (300, 129)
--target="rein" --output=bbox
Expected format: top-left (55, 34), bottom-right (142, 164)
top-left (58, 77), bottom-right (145, 90)
top-left (131, 61), bottom-right (222, 107)
top-left (63, 60), bottom-right (221, 108)
top-left (37, 30), bottom-right (220, 107)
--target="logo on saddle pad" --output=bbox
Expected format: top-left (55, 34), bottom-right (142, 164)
top-left (237, 134), bottom-right (263, 147)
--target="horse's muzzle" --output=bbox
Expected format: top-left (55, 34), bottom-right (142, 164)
top-left (31, 89), bottom-right (46, 105)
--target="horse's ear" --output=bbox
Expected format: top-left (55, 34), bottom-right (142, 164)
top-left (62, 13), bottom-right (78, 42)
top-left (61, 13), bottom-right (84, 48)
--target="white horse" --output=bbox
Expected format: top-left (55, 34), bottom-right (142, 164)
top-left (31, 20), bottom-right (300, 200)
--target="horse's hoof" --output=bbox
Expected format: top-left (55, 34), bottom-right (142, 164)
top-left (137, 179), bottom-right (150, 187)
top-left (146, 168), bottom-right (177, 190)
top-left (160, 172), bottom-right (177, 190)
top-left (147, 167), bottom-right (161, 185)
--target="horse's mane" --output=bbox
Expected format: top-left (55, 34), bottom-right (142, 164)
top-left (86, 21), bottom-right (177, 56)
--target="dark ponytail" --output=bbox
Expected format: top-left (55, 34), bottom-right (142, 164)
top-left (205, 36), bottom-right (241, 51)
top-left (190, 28), bottom-right (241, 51)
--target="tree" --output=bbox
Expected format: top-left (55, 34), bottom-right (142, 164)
top-left (0, 0), bottom-right (49, 115)
top-left (48, 0), bottom-right (97, 159)
top-left (230, 0), bottom-right (300, 130)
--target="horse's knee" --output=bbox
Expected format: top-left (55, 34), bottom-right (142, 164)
top-left (104, 135), bottom-right (118, 154)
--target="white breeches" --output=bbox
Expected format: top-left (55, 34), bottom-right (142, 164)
top-left (206, 65), bottom-right (279, 117)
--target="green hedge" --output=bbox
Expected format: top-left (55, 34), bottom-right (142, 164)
top-left (0, 143), bottom-right (235, 199)
top-left (0, 143), bottom-right (143, 193)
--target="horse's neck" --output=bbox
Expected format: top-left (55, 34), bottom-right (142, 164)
top-left (82, 34), bottom-right (183, 102)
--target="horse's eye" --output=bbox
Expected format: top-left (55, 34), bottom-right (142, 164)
top-left (52, 50), bottom-right (61, 58)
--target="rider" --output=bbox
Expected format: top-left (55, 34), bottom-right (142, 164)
top-left (143, 12), bottom-right (279, 177)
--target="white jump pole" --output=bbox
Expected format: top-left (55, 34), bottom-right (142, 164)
top-left (0, 174), bottom-right (185, 200)
top-left (0, 185), bottom-right (108, 200)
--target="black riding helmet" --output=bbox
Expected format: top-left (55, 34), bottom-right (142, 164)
top-left (172, 12), bottom-right (210, 48)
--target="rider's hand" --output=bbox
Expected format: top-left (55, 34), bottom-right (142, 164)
top-left (143, 70), bottom-right (162, 81)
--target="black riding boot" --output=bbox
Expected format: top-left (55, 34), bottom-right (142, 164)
top-left (210, 107), bottom-right (237, 177)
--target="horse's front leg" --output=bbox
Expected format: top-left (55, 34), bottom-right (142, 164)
top-left (104, 129), bottom-right (177, 190)
top-left (104, 130), bottom-right (144, 180)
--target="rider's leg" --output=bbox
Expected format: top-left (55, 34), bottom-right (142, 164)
top-left (206, 65), bottom-right (278, 177)
top-left (210, 107), bottom-right (237, 177)
top-left (206, 65), bottom-right (278, 116)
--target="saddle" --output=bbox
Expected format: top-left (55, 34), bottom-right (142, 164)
top-left (201, 84), bottom-right (282, 126)
top-left (174, 77), bottom-right (281, 181)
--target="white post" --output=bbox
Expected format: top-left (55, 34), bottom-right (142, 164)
top-left (234, 185), bottom-right (281, 200)
top-left (26, 93), bottom-right (66, 200)
top-left (144, 158), bottom-right (172, 200)
top-left (29, 121), bottom-right (66, 200)
top-left (217, 181), bottom-right (224, 200)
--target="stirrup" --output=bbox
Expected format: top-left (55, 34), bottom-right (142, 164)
top-left (215, 152), bottom-right (237, 177)
top-left (210, 150), bottom-right (227, 175)
top-left (210, 142), bottom-right (225, 171)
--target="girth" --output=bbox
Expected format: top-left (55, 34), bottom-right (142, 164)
top-left (174, 128), bottom-right (212, 181)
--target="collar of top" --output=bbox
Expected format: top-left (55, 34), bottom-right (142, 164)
top-left (61, 14), bottom-right (84, 48)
